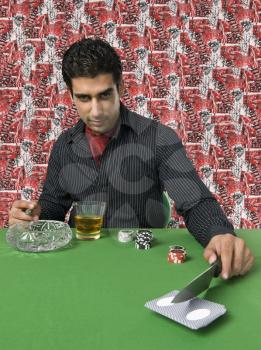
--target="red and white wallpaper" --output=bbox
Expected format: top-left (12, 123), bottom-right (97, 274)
top-left (0, 0), bottom-right (260, 229)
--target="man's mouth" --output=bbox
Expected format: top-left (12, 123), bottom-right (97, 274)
top-left (90, 120), bottom-right (104, 127)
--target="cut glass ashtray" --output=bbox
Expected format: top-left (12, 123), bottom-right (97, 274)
top-left (6, 220), bottom-right (73, 252)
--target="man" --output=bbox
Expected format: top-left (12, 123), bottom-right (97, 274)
top-left (9, 38), bottom-right (254, 279)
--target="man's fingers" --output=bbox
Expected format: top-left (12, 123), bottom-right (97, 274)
top-left (10, 207), bottom-right (34, 221)
top-left (204, 249), bottom-right (217, 264)
top-left (240, 254), bottom-right (254, 276)
top-left (9, 218), bottom-right (31, 227)
top-left (33, 204), bottom-right (41, 216)
top-left (204, 236), bottom-right (221, 265)
top-left (219, 235), bottom-right (235, 279)
top-left (8, 200), bottom-right (40, 227)
top-left (203, 246), bottom-right (215, 262)
top-left (204, 234), bottom-right (254, 280)
top-left (231, 238), bottom-right (246, 276)
top-left (12, 200), bottom-right (37, 210)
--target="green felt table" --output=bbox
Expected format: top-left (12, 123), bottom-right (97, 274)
top-left (0, 228), bottom-right (260, 350)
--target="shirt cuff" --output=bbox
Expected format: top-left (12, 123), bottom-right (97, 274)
top-left (208, 225), bottom-right (236, 238)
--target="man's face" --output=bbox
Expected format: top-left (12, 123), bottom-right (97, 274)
top-left (71, 74), bottom-right (122, 134)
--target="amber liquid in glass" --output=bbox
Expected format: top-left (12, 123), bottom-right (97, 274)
top-left (75, 215), bottom-right (103, 240)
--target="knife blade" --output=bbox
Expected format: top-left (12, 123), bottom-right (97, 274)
top-left (172, 259), bottom-right (222, 303)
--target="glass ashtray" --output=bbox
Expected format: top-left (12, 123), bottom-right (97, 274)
top-left (6, 220), bottom-right (73, 252)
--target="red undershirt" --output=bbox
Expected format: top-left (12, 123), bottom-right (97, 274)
top-left (85, 126), bottom-right (115, 165)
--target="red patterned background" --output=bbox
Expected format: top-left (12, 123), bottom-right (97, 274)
top-left (0, 0), bottom-right (260, 229)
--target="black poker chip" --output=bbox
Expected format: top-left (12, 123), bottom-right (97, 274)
top-left (134, 229), bottom-right (153, 249)
top-left (136, 230), bottom-right (153, 242)
top-left (135, 241), bottom-right (151, 250)
top-left (136, 230), bottom-right (153, 235)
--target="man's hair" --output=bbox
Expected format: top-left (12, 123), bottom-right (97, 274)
top-left (62, 38), bottom-right (122, 93)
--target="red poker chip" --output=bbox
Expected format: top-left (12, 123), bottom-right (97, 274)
top-left (171, 253), bottom-right (185, 258)
top-left (169, 248), bottom-right (186, 255)
top-left (167, 245), bottom-right (187, 264)
top-left (168, 254), bottom-right (185, 259)
top-left (168, 257), bottom-right (184, 264)
top-left (170, 253), bottom-right (186, 258)
top-left (171, 250), bottom-right (185, 255)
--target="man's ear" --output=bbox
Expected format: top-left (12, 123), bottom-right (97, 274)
top-left (69, 88), bottom-right (74, 102)
top-left (118, 79), bottom-right (124, 97)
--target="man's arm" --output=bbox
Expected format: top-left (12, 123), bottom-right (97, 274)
top-left (8, 138), bottom-right (72, 226)
top-left (156, 124), bottom-right (254, 278)
top-left (156, 124), bottom-right (233, 246)
top-left (38, 138), bottom-right (73, 222)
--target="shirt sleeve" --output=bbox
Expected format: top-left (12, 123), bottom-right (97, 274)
top-left (38, 138), bottom-right (73, 222)
top-left (156, 123), bottom-right (235, 247)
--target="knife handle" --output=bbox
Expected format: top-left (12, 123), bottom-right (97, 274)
top-left (212, 258), bottom-right (222, 277)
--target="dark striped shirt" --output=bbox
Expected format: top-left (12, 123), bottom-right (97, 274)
top-left (39, 103), bottom-right (235, 247)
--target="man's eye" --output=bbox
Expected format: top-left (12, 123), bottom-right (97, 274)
top-left (101, 91), bottom-right (112, 98)
top-left (79, 96), bottom-right (90, 102)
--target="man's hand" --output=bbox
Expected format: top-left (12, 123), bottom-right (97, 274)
top-left (8, 200), bottom-right (41, 226)
top-left (204, 234), bottom-right (254, 279)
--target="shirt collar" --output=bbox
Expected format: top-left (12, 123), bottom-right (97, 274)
top-left (119, 102), bottom-right (138, 134)
top-left (68, 102), bottom-right (138, 143)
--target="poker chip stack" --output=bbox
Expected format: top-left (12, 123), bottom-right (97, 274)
top-left (118, 229), bottom-right (135, 243)
top-left (168, 245), bottom-right (187, 264)
top-left (135, 230), bottom-right (154, 250)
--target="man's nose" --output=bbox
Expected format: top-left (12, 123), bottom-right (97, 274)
top-left (90, 99), bottom-right (102, 118)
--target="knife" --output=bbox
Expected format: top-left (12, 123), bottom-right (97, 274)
top-left (172, 259), bottom-right (222, 303)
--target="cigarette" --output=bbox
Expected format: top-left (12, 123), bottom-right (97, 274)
top-left (24, 208), bottom-right (33, 215)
